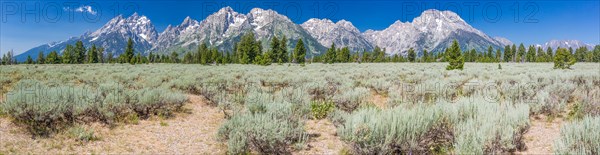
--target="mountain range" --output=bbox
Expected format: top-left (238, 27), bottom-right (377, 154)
top-left (15, 7), bottom-right (597, 61)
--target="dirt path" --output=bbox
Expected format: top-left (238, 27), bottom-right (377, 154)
top-left (0, 94), bottom-right (226, 154)
top-left (517, 116), bottom-right (563, 154)
top-left (294, 119), bottom-right (346, 155)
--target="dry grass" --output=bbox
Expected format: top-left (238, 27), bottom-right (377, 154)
top-left (0, 94), bottom-right (226, 154)
top-left (370, 90), bottom-right (388, 109)
top-left (294, 119), bottom-right (346, 155)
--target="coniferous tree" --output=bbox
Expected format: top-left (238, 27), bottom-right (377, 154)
top-left (362, 50), bottom-right (371, 63)
top-left (36, 51), bottom-right (45, 64)
top-left (63, 45), bottom-right (74, 64)
top-left (407, 47), bottom-right (416, 62)
top-left (107, 51), bottom-right (114, 63)
top-left (371, 46), bottom-right (385, 62)
top-left (88, 44), bottom-right (99, 63)
top-left (125, 38), bottom-right (135, 64)
top-left (293, 39), bottom-right (306, 64)
top-left (170, 51), bottom-right (179, 63)
top-left (26, 55), bottom-right (34, 64)
top-left (237, 33), bottom-right (259, 64)
top-left (517, 43), bottom-right (526, 62)
top-left (574, 47), bottom-right (588, 62)
top-left (324, 43), bottom-right (337, 63)
top-left (487, 46), bottom-right (494, 62)
top-left (337, 47), bottom-right (350, 63)
top-left (495, 48), bottom-right (502, 62)
top-left (422, 50), bottom-right (430, 62)
top-left (546, 47), bottom-right (554, 62)
top-left (536, 47), bottom-right (546, 62)
top-left (183, 52), bottom-right (193, 64)
top-left (446, 40), bottom-right (464, 70)
top-left (503, 45), bottom-right (511, 62)
top-left (46, 51), bottom-right (60, 64)
top-left (98, 47), bottom-right (105, 63)
top-left (74, 40), bottom-right (86, 63)
top-left (511, 44), bottom-right (517, 62)
top-left (554, 47), bottom-right (576, 69)
top-left (526, 45), bottom-right (536, 62)
top-left (279, 36), bottom-right (288, 63)
top-left (269, 36), bottom-right (280, 63)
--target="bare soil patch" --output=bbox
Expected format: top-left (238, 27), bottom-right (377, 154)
top-left (294, 119), bottom-right (346, 155)
top-left (517, 115), bottom-right (563, 154)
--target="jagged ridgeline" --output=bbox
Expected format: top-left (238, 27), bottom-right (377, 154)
top-left (19, 7), bottom-right (536, 61)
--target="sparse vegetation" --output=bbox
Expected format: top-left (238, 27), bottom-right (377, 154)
top-left (0, 63), bottom-right (598, 154)
top-left (555, 116), bottom-right (600, 154)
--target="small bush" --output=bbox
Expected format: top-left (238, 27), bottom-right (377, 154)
top-left (310, 100), bottom-right (334, 119)
top-left (218, 90), bottom-right (308, 154)
top-left (68, 125), bottom-right (99, 142)
top-left (554, 116), bottom-right (600, 154)
top-left (338, 104), bottom-right (455, 154)
top-left (333, 87), bottom-right (370, 112)
top-left (2, 80), bottom-right (187, 137)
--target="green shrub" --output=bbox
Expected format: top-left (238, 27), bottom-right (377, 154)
top-left (333, 87), bottom-right (370, 112)
top-left (68, 125), bottom-right (99, 142)
top-left (310, 100), bottom-right (334, 119)
top-left (218, 90), bottom-right (308, 154)
top-left (2, 80), bottom-right (187, 137)
top-left (554, 116), bottom-right (600, 154)
top-left (453, 99), bottom-right (530, 154)
top-left (338, 104), bottom-right (456, 154)
top-left (339, 97), bottom-right (530, 154)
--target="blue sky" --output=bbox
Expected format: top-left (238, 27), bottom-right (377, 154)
top-left (1, 0), bottom-right (599, 55)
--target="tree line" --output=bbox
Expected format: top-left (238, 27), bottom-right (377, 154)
top-left (2, 34), bottom-right (600, 66)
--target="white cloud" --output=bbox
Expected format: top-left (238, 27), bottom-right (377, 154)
top-left (63, 5), bottom-right (97, 15)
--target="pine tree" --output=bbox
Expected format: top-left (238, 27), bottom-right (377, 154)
top-left (183, 52), bottom-right (193, 64)
top-left (36, 51), bottom-right (45, 64)
top-left (46, 51), bottom-right (59, 64)
top-left (107, 51), bottom-right (114, 63)
top-left (487, 46), bottom-right (494, 62)
top-left (88, 44), bottom-right (99, 63)
top-left (26, 55), bottom-right (34, 64)
top-left (269, 36), bottom-right (280, 63)
top-left (324, 43), bottom-right (337, 63)
top-left (74, 40), bottom-right (86, 64)
top-left (125, 38), bottom-right (135, 64)
top-left (98, 47), bottom-right (105, 63)
top-left (526, 45), bottom-right (536, 62)
top-left (536, 47), bottom-right (546, 62)
top-left (372, 46), bottom-right (385, 62)
top-left (446, 40), bottom-right (464, 70)
top-left (279, 36), bottom-right (288, 63)
top-left (517, 43), bottom-right (526, 62)
top-left (362, 50), bottom-right (371, 63)
top-left (293, 39), bottom-right (306, 64)
top-left (503, 45), bottom-right (511, 62)
top-left (237, 33), bottom-right (260, 64)
top-left (574, 47), bottom-right (588, 62)
top-left (554, 47), bottom-right (576, 69)
top-left (511, 44), bottom-right (517, 62)
top-left (170, 51), bottom-right (179, 63)
top-left (63, 45), bottom-right (74, 64)
top-left (337, 47), bottom-right (350, 63)
top-left (422, 50), bottom-right (430, 62)
top-left (546, 47), bottom-right (554, 62)
top-left (495, 48), bottom-right (501, 62)
top-left (407, 47), bottom-right (416, 62)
